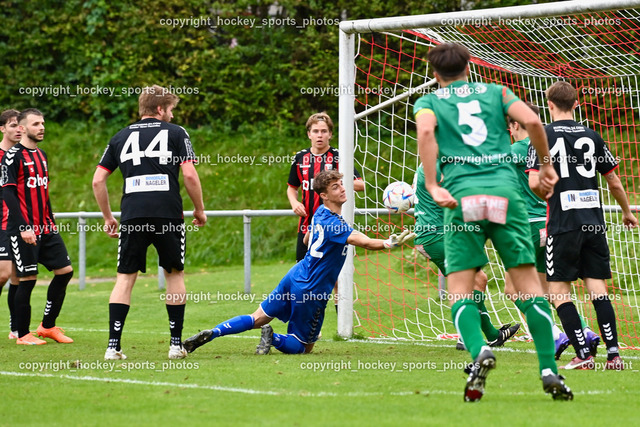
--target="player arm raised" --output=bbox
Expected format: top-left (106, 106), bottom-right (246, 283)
top-left (181, 162), bottom-right (206, 227)
top-left (346, 229), bottom-right (415, 250)
top-left (603, 170), bottom-right (639, 228)
top-left (92, 167), bottom-right (119, 238)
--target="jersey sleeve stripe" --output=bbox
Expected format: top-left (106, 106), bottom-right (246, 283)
top-left (96, 165), bottom-right (113, 173)
top-left (602, 164), bottom-right (619, 176)
top-left (415, 108), bottom-right (435, 118)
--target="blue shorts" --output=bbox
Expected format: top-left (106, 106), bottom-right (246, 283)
top-left (260, 274), bottom-right (330, 344)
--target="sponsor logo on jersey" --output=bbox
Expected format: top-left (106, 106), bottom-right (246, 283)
top-left (0, 165), bottom-right (7, 186)
top-left (560, 189), bottom-right (600, 211)
top-left (125, 174), bottom-right (170, 194)
top-left (26, 175), bottom-right (48, 189)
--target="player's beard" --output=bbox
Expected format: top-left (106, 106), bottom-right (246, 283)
top-left (161, 111), bottom-right (172, 122)
top-left (26, 130), bottom-right (44, 143)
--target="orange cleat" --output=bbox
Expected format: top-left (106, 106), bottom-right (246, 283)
top-left (36, 323), bottom-right (74, 343)
top-left (16, 333), bottom-right (47, 345)
top-left (8, 331), bottom-right (19, 339)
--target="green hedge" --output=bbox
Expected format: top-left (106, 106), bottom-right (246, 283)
top-left (1, 0), bottom-right (524, 128)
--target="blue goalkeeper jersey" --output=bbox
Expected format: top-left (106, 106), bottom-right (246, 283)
top-left (289, 204), bottom-right (353, 294)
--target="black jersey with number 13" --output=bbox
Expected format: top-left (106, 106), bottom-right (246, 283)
top-left (98, 118), bottom-right (197, 222)
top-left (526, 119), bottom-right (618, 234)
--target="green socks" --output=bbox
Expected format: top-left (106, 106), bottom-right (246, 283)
top-left (474, 290), bottom-right (500, 342)
top-left (519, 297), bottom-right (557, 375)
top-left (452, 298), bottom-right (486, 360)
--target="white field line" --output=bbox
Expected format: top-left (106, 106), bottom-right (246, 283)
top-left (0, 370), bottom-right (633, 397)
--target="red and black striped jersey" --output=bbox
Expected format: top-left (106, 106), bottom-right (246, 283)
top-left (0, 143), bottom-right (56, 235)
top-left (287, 146), bottom-right (362, 234)
top-left (0, 149), bottom-right (9, 231)
top-left (98, 118), bottom-right (197, 222)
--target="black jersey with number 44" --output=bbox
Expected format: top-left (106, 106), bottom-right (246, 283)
top-left (526, 119), bottom-right (618, 234)
top-left (98, 118), bottom-right (197, 222)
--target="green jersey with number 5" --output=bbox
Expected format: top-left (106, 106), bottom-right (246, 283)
top-left (414, 81), bottom-right (520, 195)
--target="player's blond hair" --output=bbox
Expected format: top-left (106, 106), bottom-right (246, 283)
top-left (305, 112), bottom-right (334, 133)
top-left (138, 85), bottom-right (179, 117)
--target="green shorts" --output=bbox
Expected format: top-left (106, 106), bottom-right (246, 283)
top-left (415, 234), bottom-right (447, 276)
top-left (443, 186), bottom-right (536, 274)
top-left (529, 220), bottom-right (546, 274)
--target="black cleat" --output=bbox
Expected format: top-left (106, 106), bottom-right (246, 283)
top-left (542, 371), bottom-right (574, 401)
top-left (182, 329), bottom-right (213, 353)
top-left (464, 346), bottom-right (496, 402)
top-left (256, 325), bottom-right (273, 355)
top-left (489, 323), bottom-right (521, 347)
top-left (456, 338), bottom-right (466, 351)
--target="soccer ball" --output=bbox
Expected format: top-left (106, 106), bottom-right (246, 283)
top-left (382, 181), bottom-right (414, 213)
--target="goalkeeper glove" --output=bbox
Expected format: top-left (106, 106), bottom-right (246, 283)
top-left (383, 228), bottom-right (416, 249)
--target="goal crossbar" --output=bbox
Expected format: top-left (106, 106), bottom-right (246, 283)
top-left (339, 0), bottom-right (640, 34)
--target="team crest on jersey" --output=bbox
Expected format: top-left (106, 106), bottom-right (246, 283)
top-left (324, 164), bottom-right (333, 170)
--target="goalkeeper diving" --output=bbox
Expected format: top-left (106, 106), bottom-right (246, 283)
top-left (183, 170), bottom-right (415, 355)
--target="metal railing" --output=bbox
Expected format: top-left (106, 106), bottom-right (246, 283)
top-left (54, 204), bottom-right (635, 291)
top-left (55, 210), bottom-right (297, 291)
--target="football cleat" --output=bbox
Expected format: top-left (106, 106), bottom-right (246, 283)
top-left (8, 331), bottom-right (19, 340)
top-left (463, 346), bottom-right (496, 402)
top-left (585, 329), bottom-right (600, 357)
top-left (605, 356), bottom-right (625, 371)
top-left (456, 338), bottom-right (466, 351)
top-left (182, 329), bottom-right (213, 354)
top-left (36, 323), bottom-right (73, 343)
top-left (560, 355), bottom-right (594, 370)
top-left (488, 323), bottom-right (520, 347)
top-left (16, 333), bottom-right (46, 345)
top-left (104, 348), bottom-right (128, 360)
top-left (256, 324), bottom-right (273, 355)
top-left (541, 369), bottom-right (574, 400)
top-left (168, 344), bottom-right (188, 360)
top-left (554, 332), bottom-right (570, 360)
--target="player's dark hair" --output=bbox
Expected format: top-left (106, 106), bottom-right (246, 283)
top-left (17, 108), bottom-right (44, 124)
top-left (314, 170), bottom-right (343, 196)
top-left (546, 81), bottom-right (577, 112)
top-left (306, 112), bottom-right (334, 133)
top-left (139, 85), bottom-right (180, 117)
top-left (0, 109), bottom-right (20, 127)
top-left (427, 43), bottom-right (471, 79)
top-left (508, 101), bottom-right (539, 125)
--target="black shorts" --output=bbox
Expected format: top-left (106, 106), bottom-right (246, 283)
top-left (0, 230), bottom-right (11, 261)
top-left (118, 218), bottom-right (185, 274)
top-left (10, 232), bottom-right (71, 277)
top-left (546, 229), bottom-right (611, 282)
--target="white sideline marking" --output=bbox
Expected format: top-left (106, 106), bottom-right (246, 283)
top-left (0, 370), bottom-right (633, 397)
top-left (0, 370), bottom-right (449, 396)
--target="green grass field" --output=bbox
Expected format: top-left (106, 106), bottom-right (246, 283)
top-left (2, 263), bottom-right (639, 426)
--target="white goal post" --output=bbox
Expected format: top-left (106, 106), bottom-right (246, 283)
top-left (337, 0), bottom-right (640, 342)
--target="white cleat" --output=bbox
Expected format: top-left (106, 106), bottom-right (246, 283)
top-left (168, 344), bottom-right (188, 359)
top-left (104, 348), bottom-right (128, 360)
